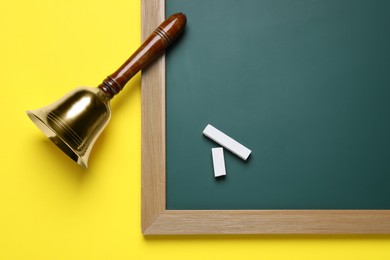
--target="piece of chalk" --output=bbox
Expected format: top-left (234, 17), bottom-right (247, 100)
top-left (211, 147), bottom-right (226, 177)
top-left (203, 124), bottom-right (251, 160)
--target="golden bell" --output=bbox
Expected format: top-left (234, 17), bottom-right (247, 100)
top-left (27, 87), bottom-right (111, 168)
top-left (26, 13), bottom-right (186, 167)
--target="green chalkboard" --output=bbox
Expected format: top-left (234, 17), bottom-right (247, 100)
top-left (165, 0), bottom-right (390, 210)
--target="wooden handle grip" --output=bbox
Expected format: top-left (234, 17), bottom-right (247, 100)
top-left (98, 13), bottom-right (187, 99)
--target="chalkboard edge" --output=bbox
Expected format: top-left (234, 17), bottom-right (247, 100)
top-left (140, 0), bottom-right (390, 235)
top-left (143, 210), bottom-right (390, 235)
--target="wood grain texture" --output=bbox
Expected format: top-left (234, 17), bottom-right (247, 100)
top-left (141, 0), bottom-right (166, 233)
top-left (143, 210), bottom-right (390, 235)
top-left (141, 0), bottom-right (390, 235)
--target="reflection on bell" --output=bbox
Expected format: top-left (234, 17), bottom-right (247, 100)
top-left (26, 13), bottom-right (186, 167)
top-left (27, 87), bottom-right (111, 168)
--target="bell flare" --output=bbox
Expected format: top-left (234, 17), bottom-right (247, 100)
top-left (26, 87), bottom-right (111, 168)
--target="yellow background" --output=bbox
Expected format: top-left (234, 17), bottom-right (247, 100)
top-left (1, 0), bottom-right (389, 259)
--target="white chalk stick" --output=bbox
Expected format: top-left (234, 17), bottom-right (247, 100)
top-left (203, 124), bottom-right (251, 160)
top-left (211, 147), bottom-right (226, 177)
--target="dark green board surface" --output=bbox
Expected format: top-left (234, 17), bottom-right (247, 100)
top-left (165, 0), bottom-right (390, 210)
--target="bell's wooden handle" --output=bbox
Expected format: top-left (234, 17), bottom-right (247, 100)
top-left (98, 13), bottom-right (187, 99)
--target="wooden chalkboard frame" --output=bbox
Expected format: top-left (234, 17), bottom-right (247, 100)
top-left (141, 0), bottom-right (390, 235)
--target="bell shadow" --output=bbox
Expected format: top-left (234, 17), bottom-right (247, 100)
top-left (35, 137), bottom-right (90, 184)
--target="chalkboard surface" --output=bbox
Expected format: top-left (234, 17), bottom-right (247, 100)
top-left (165, 0), bottom-right (390, 210)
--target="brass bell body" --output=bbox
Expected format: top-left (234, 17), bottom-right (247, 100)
top-left (27, 87), bottom-right (111, 168)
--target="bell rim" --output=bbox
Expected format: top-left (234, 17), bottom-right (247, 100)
top-left (26, 110), bottom-right (89, 168)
